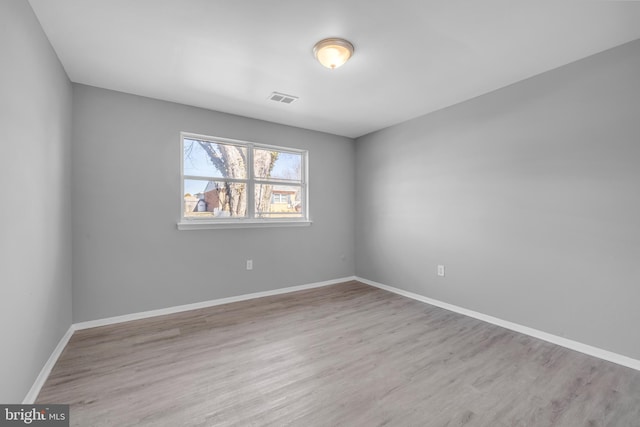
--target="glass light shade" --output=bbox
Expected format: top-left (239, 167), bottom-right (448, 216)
top-left (313, 38), bottom-right (354, 69)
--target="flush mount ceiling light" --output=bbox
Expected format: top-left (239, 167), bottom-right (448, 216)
top-left (313, 38), bottom-right (354, 70)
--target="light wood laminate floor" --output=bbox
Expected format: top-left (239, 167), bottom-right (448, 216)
top-left (37, 281), bottom-right (640, 426)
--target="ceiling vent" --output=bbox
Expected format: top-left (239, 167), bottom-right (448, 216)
top-left (268, 92), bottom-right (299, 104)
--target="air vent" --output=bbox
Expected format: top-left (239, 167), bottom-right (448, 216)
top-left (268, 92), bottom-right (299, 104)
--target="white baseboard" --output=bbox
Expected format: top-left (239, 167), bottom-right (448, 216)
top-left (356, 276), bottom-right (640, 372)
top-left (23, 325), bottom-right (75, 404)
top-left (26, 276), bottom-right (356, 402)
top-left (74, 276), bottom-right (357, 330)
top-left (32, 275), bottom-right (635, 405)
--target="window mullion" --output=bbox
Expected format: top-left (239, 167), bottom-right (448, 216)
top-left (184, 175), bottom-right (248, 184)
top-left (254, 179), bottom-right (302, 186)
top-left (255, 180), bottom-right (302, 187)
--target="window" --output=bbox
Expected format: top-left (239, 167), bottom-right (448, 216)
top-left (271, 193), bottom-right (289, 204)
top-left (180, 133), bottom-right (309, 229)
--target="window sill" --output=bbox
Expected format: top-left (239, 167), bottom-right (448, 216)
top-left (177, 219), bottom-right (312, 230)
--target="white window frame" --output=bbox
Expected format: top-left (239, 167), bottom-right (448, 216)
top-left (178, 132), bottom-right (311, 230)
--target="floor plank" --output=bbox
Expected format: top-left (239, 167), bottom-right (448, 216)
top-left (36, 281), bottom-right (640, 426)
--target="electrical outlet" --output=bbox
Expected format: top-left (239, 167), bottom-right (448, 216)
top-left (437, 265), bottom-right (445, 277)
top-left (246, 259), bottom-right (253, 270)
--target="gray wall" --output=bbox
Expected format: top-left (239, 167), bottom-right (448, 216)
top-left (71, 85), bottom-right (355, 322)
top-left (0, 0), bottom-right (73, 402)
top-left (355, 40), bottom-right (640, 360)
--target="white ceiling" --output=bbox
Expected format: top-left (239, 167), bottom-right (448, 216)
top-left (29, 0), bottom-right (640, 138)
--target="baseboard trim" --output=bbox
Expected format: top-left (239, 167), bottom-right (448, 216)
top-left (74, 276), bottom-right (357, 330)
top-left (23, 325), bottom-right (75, 404)
top-left (356, 276), bottom-right (640, 372)
top-left (26, 277), bottom-right (356, 402)
top-left (33, 276), bottom-right (636, 404)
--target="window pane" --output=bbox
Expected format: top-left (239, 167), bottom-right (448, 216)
top-left (253, 149), bottom-right (302, 181)
top-left (184, 179), bottom-right (247, 218)
top-left (255, 184), bottom-right (303, 218)
top-left (184, 139), bottom-right (247, 179)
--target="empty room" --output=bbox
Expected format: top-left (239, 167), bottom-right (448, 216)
top-left (2, 0), bottom-right (640, 425)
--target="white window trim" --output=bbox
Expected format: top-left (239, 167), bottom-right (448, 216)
top-left (178, 132), bottom-right (311, 230)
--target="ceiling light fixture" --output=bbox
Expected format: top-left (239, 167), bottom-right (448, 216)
top-left (313, 38), bottom-right (354, 70)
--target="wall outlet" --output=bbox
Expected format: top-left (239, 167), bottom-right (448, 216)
top-left (246, 259), bottom-right (253, 270)
top-left (437, 265), bottom-right (445, 277)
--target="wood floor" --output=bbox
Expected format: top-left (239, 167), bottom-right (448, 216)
top-left (37, 281), bottom-right (640, 426)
